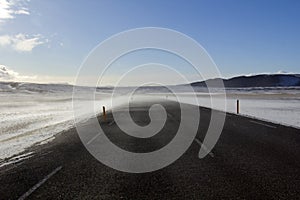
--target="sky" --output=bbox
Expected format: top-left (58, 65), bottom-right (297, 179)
top-left (0, 0), bottom-right (299, 85)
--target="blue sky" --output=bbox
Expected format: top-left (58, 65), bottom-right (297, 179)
top-left (0, 0), bottom-right (299, 85)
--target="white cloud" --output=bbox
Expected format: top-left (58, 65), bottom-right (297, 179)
top-left (0, 65), bottom-right (75, 84)
top-left (0, 34), bottom-right (10, 45)
top-left (0, 65), bottom-right (36, 81)
top-left (0, 1), bottom-right (44, 52)
top-left (14, 8), bottom-right (30, 15)
top-left (0, 33), bottom-right (45, 52)
top-left (0, 0), bottom-right (14, 21)
top-left (0, 0), bottom-right (30, 25)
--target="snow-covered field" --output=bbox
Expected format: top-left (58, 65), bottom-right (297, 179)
top-left (0, 93), bottom-right (74, 159)
top-left (171, 93), bottom-right (300, 129)
top-left (0, 82), bottom-right (111, 160)
top-left (0, 82), bottom-right (299, 160)
top-left (224, 96), bottom-right (300, 128)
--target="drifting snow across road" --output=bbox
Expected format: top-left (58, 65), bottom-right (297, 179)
top-left (0, 81), bottom-right (300, 160)
top-left (0, 82), bottom-right (112, 160)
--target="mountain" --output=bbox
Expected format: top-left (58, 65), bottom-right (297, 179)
top-left (191, 74), bottom-right (300, 88)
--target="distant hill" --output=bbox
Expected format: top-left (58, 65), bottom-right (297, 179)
top-left (191, 74), bottom-right (300, 88)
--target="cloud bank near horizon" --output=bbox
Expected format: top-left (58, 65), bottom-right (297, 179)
top-left (0, 65), bottom-right (75, 84)
top-left (0, 65), bottom-right (36, 81)
top-left (0, 65), bottom-right (298, 87)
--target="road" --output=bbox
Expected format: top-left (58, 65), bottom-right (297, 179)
top-left (0, 100), bottom-right (300, 199)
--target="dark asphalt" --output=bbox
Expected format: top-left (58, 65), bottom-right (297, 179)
top-left (0, 100), bottom-right (300, 200)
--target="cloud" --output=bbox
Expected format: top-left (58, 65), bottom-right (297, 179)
top-left (14, 9), bottom-right (30, 15)
top-left (0, 33), bottom-right (45, 52)
top-left (0, 1), bottom-right (47, 52)
top-left (0, 0), bottom-right (30, 25)
top-left (0, 65), bottom-right (36, 81)
top-left (0, 65), bottom-right (18, 80)
top-left (0, 1), bottom-right (44, 52)
top-left (0, 65), bottom-right (75, 84)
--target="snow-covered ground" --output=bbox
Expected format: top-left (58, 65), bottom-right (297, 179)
top-left (0, 82), bottom-right (299, 160)
top-left (0, 92), bottom-right (101, 159)
top-left (146, 87), bottom-right (300, 128)
top-left (169, 94), bottom-right (300, 129)
top-left (225, 96), bottom-right (300, 128)
top-left (0, 82), bottom-right (113, 160)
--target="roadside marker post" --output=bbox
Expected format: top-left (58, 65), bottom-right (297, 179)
top-left (102, 106), bottom-right (106, 120)
top-left (237, 99), bottom-right (240, 114)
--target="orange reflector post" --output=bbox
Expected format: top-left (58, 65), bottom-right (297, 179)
top-left (102, 106), bottom-right (106, 120)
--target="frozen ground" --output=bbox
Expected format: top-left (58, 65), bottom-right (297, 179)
top-left (169, 94), bottom-right (300, 129)
top-left (0, 92), bottom-right (102, 159)
top-left (0, 82), bottom-right (299, 160)
top-left (146, 86), bottom-right (300, 128)
top-left (0, 82), bottom-right (114, 160)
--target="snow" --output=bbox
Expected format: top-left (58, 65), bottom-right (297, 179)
top-left (0, 83), bottom-right (299, 161)
top-left (0, 152), bottom-right (34, 167)
top-left (164, 90), bottom-right (300, 129)
top-left (0, 91), bottom-right (106, 160)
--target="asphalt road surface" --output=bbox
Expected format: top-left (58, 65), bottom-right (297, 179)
top-left (1, 100), bottom-right (300, 200)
